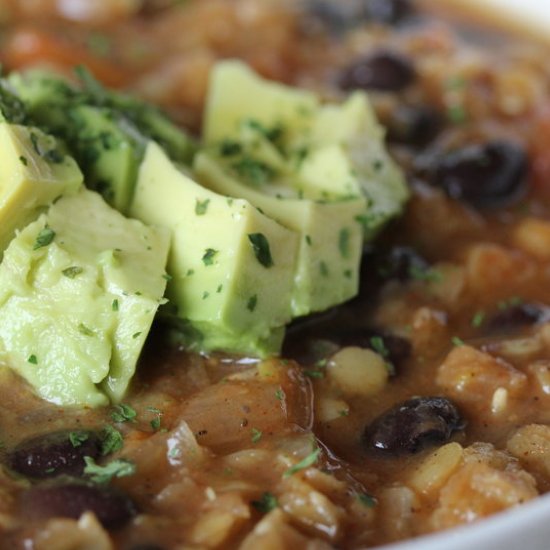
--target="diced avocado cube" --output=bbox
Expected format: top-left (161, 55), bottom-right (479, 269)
top-left (64, 104), bottom-right (142, 213)
top-left (8, 69), bottom-right (195, 213)
top-left (311, 93), bottom-right (410, 238)
top-left (0, 189), bottom-right (170, 406)
top-left (129, 142), bottom-right (299, 357)
top-left (0, 123), bottom-right (82, 254)
top-left (195, 153), bottom-right (366, 316)
top-left (203, 61), bottom-right (409, 236)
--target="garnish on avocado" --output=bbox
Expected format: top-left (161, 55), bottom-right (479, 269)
top-left (248, 233), bottom-right (274, 268)
top-left (202, 248), bottom-right (218, 266)
top-left (33, 226), bottom-right (55, 250)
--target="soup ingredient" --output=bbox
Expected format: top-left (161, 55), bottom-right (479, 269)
top-left (0, 108), bottom-right (82, 254)
top-left (0, 188), bottom-right (170, 406)
top-left (487, 302), bottom-right (550, 332)
top-left (21, 482), bottom-right (137, 529)
top-left (198, 61), bottom-right (407, 315)
top-left (8, 69), bottom-right (196, 213)
top-left (130, 142), bottom-right (298, 357)
top-left (363, 396), bottom-right (465, 455)
top-left (432, 140), bottom-right (528, 209)
top-left (339, 50), bottom-right (416, 92)
top-left (9, 430), bottom-right (101, 479)
top-left (386, 104), bottom-right (441, 147)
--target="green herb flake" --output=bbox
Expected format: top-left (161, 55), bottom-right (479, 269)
top-left (408, 265), bottom-right (442, 283)
top-left (111, 403), bottom-right (137, 423)
top-left (338, 228), bottom-right (350, 258)
top-left (27, 354), bottom-right (38, 365)
top-left (69, 431), bottom-right (89, 448)
top-left (84, 456), bottom-right (135, 484)
top-left (33, 226), bottom-right (56, 250)
top-left (247, 294), bottom-right (258, 312)
top-left (471, 310), bottom-right (485, 328)
top-left (202, 291), bottom-right (210, 300)
top-left (216, 284), bottom-right (223, 293)
top-left (305, 235), bottom-right (312, 246)
top-left (162, 273), bottom-right (172, 281)
top-left (319, 261), bottom-right (329, 277)
top-left (283, 447), bottom-right (321, 478)
top-left (100, 425), bottom-right (124, 455)
top-left (370, 336), bottom-right (389, 357)
top-left (219, 139), bottom-right (242, 156)
top-left (232, 157), bottom-right (274, 186)
top-left (248, 233), bottom-right (274, 268)
top-left (202, 248), bottom-right (218, 266)
top-left (78, 323), bottom-right (95, 337)
top-left (62, 266), bottom-right (83, 279)
top-left (451, 336), bottom-right (465, 347)
top-left (251, 492), bottom-right (278, 513)
top-left (251, 428), bottom-right (263, 443)
top-left (195, 198), bottom-right (210, 215)
top-left (112, 299), bottom-right (119, 311)
top-left (150, 416), bottom-right (161, 431)
top-left (447, 104), bottom-right (467, 124)
top-left (357, 493), bottom-right (377, 508)
top-left (19, 155), bottom-right (28, 166)
top-left (132, 332), bottom-right (142, 339)
top-left (275, 388), bottom-right (284, 401)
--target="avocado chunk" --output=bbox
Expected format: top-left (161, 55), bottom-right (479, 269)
top-left (0, 188), bottom-right (170, 406)
top-left (195, 153), bottom-right (366, 316)
top-left (0, 122), bottom-right (82, 254)
top-left (203, 61), bottom-right (409, 236)
top-left (130, 142), bottom-right (299, 357)
top-left (8, 69), bottom-right (195, 213)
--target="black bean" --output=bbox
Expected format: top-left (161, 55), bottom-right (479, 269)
top-left (362, 0), bottom-right (413, 25)
top-left (432, 140), bottom-right (528, 209)
top-left (21, 482), bottom-right (136, 529)
top-left (363, 396), bottom-right (465, 455)
top-left (386, 105), bottom-right (441, 147)
top-left (339, 50), bottom-right (416, 92)
top-left (9, 430), bottom-right (101, 479)
top-left (487, 303), bottom-right (550, 333)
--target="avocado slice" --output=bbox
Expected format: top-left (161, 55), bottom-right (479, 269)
top-left (0, 188), bottom-right (170, 406)
top-left (0, 122), bottom-right (82, 254)
top-left (8, 69), bottom-right (195, 213)
top-left (130, 142), bottom-right (299, 357)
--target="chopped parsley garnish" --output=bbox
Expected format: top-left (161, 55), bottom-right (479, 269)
top-left (62, 266), bottom-right (83, 278)
top-left (338, 228), bottom-right (350, 258)
top-left (251, 428), bottom-right (263, 443)
top-left (232, 157), bottom-right (274, 185)
top-left (111, 403), bottom-right (137, 423)
top-left (247, 294), bottom-right (258, 312)
top-left (195, 198), bottom-right (210, 215)
top-left (69, 431), bottom-right (89, 448)
top-left (305, 235), bottom-right (312, 246)
top-left (216, 284), bottom-right (223, 293)
top-left (219, 139), bottom-right (242, 156)
top-left (100, 425), bottom-right (124, 455)
top-left (148, 407), bottom-right (163, 431)
top-left (408, 265), bottom-right (442, 283)
top-left (283, 447), bottom-right (321, 478)
top-left (33, 226), bottom-right (56, 250)
top-left (319, 261), bottom-right (329, 277)
top-left (111, 299), bottom-right (119, 312)
top-left (202, 291), bottom-right (210, 300)
top-left (162, 273), bottom-right (172, 281)
top-left (19, 155), bottom-right (28, 166)
top-left (251, 492), bottom-right (278, 513)
top-left (202, 248), bottom-right (218, 266)
top-left (498, 296), bottom-right (523, 310)
top-left (370, 336), bottom-right (388, 358)
top-left (275, 388), bottom-right (284, 401)
top-left (471, 310), bottom-right (485, 328)
top-left (83, 456), bottom-right (135, 484)
top-left (78, 323), bottom-right (95, 337)
top-left (132, 332), bottom-right (142, 339)
top-left (27, 354), bottom-right (38, 364)
top-left (248, 233), bottom-right (274, 268)
top-left (451, 336), bottom-right (465, 347)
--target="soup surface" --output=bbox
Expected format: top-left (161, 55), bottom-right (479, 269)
top-left (2, 0), bottom-right (550, 548)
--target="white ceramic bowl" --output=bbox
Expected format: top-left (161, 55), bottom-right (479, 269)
top-left (378, 2), bottom-right (550, 548)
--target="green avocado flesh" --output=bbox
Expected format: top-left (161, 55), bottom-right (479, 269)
top-left (0, 189), bottom-right (170, 406)
top-left (0, 60), bottom-right (409, 405)
top-left (130, 142), bottom-right (299, 357)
